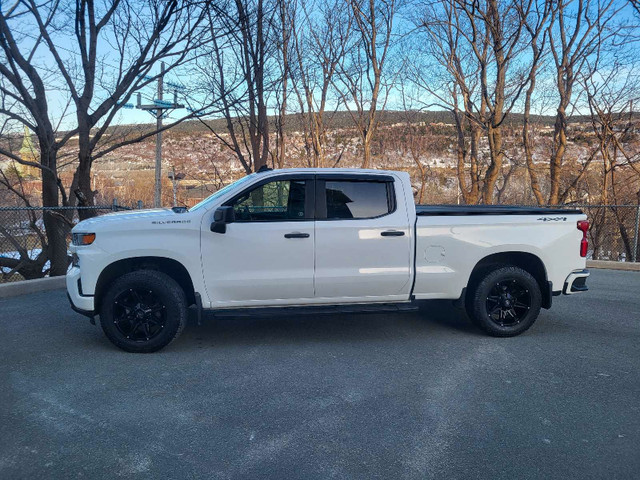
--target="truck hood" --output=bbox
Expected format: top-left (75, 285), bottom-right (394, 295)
top-left (72, 208), bottom-right (193, 232)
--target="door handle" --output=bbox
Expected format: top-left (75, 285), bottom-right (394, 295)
top-left (381, 230), bottom-right (405, 237)
top-left (284, 232), bottom-right (310, 239)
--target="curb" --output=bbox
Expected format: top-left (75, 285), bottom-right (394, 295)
top-left (587, 260), bottom-right (640, 272)
top-left (0, 276), bottom-right (66, 299)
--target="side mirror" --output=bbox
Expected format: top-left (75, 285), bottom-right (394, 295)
top-left (210, 206), bottom-right (235, 233)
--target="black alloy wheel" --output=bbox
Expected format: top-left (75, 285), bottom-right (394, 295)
top-left (112, 288), bottom-right (167, 342)
top-left (467, 265), bottom-right (542, 337)
top-left (99, 270), bottom-right (187, 353)
top-left (485, 278), bottom-right (532, 327)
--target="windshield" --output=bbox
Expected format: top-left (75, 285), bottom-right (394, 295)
top-left (189, 174), bottom-right (257, 212)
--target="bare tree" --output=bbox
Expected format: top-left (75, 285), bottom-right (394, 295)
top-left (454, 0), bottom-right (530, 203)
top-left (401, 116), bottom-right (432, 203)
top-left (334, 0), bottom-right (398, 169)
top-left (583, 59), bottom-right (640, 258)
top-left (289, 0), bottom-right (353, 167)
top-left (0, 2), bottom-right (70, 274)
top-left (413, 0), bottom-right (533, 203)
top-left (410, 1), bottom-right (477, 203)
top-left (0, 0), bottom-right (213, 275)
top-left (546, 0), bottom-right (626, 204)
top-left (197, 0), bottom-right (274, 174)
top-left (517, 0), bottom-right (553, 205)
top-left (271, 0), bottom-right (293, 168)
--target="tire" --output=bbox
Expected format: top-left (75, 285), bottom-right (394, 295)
top-left (466, 265), bottom-right (542, 337)
top-left (99, 270), bottom-right (187, 353)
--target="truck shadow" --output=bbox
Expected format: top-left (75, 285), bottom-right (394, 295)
top-left (176, 300), bottom-right (480, 349)
top-left (416, 300), bottom-right (477, 333)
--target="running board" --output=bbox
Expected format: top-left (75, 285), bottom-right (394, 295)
top-left (210, 302), bottom-right (419, 318)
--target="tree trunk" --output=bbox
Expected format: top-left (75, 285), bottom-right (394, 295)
top-left (277, 104), bottom-right (286, 169)
top-left (413, 154), bottom-right (427, 203)
top-left (469, 126), bottom-right (481, 203)
top-left (362, 134), bottom-right (371, 169)
top-left (0, 256), bottom-right (48, 280)
top-left (40, 146), bottom-right (69, 276)
top-left (311, 112), bottom-right (325, 168)
top-left (523, 71), bottom-right (545, 205)
top-left (482, 124), bottom-right (504, 204)
top-left (548, 106), bottom-right (567, 205)
top-left (72, 123), bottom-right (97, 220)
top-left (277, 0), bottom-right (288, 169)
top-left (76, 158), bottom-right (96, 220)
top-left (453, 109), bottom-right (467, 202)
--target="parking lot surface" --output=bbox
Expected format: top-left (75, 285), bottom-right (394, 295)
top-left (1, 269), bottom-right (639, 479)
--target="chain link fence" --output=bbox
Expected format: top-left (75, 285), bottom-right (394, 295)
top-left (0, 201), bottom-right (137, 283)
top-left (0, 201), bottom-right (639, 284)
top-left (559, 204), bottom-right (640, 263)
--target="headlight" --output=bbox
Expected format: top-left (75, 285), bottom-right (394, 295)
top-left (72, 233), bottom-right (96, 246)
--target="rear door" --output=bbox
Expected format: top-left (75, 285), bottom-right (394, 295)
top-left (314, 174), bottom-right (413, 302)
top-left (201, 174), bottom-right (315, 307)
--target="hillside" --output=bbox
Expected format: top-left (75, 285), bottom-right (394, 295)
top-left (99, 109), bottom-right (622, 137)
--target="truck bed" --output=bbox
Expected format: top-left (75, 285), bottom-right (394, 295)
top-left (416, 205), bottom-right (583, 216)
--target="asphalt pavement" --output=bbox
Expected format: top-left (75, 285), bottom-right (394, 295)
top-left (1, 269), bottom-right (639, 479)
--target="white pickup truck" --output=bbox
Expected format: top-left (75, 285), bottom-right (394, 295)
top-left (67, 168), bottom-right (590, 352)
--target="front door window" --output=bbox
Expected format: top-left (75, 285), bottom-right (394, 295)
top-left (232, 179), bottom-right (307, 221)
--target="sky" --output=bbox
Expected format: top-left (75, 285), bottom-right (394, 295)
top-left (5, 0), bottom-right (640, 136)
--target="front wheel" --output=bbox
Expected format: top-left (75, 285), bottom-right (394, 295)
top-left (467, 266), bottom-right (542, 337)
top-left (99, 270), bottom-right (187, 353)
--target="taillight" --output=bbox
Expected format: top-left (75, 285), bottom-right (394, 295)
top-left (577, 220), bottom-right (589, 257)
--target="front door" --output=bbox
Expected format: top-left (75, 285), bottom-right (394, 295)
top-left (314, 175), bottom-right (413, 302)
top-left (201, 175), bottom-right (315, 307)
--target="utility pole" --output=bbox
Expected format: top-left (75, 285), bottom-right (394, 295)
top-left (155, 62), bottom-right (164, 207)
top-left (136, 62), bottom-right (184, 207)
top-left (634, 190), bottom-right (640, 263)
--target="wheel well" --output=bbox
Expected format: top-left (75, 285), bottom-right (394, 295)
top-left (467, 252), bottom-right (551, 309)
top-left (94, 257), bottom-right (196, 311)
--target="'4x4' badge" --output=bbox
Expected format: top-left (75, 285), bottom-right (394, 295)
top-left (537, 216), bottom-right (567, 222)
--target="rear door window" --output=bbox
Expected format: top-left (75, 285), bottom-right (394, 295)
top-left (324, 181), bottom-right (392, 219)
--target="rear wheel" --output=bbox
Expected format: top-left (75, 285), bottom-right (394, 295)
top-left (99, 270), bottom-right (187, 352)
top-left (466, 265), bottom-right (542, 337)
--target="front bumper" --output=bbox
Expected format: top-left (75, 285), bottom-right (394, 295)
top-left (66, 266), bottom-right (95, 316)
top-left (563, 269), bottom-right (590, 295)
